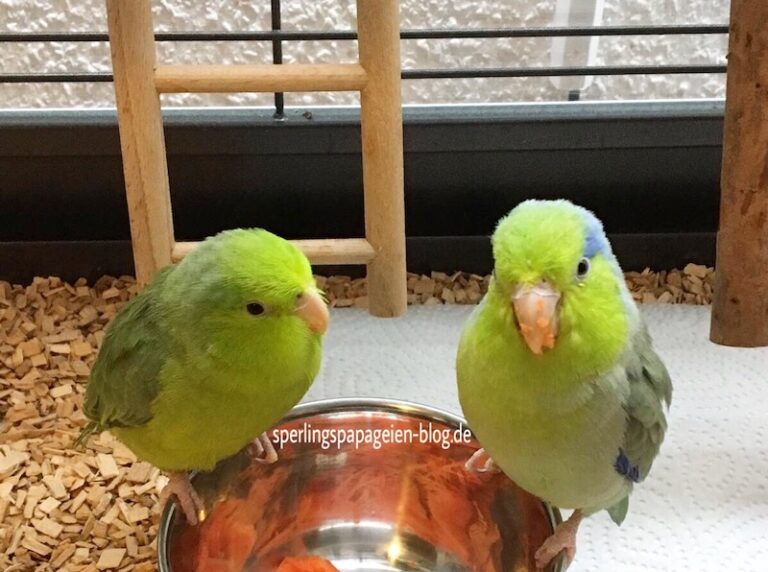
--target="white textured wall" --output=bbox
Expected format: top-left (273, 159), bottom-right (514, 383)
top-left (0, 0), bottom-right (728, 108)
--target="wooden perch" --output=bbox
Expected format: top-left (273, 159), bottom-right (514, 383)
top-left (710, 0), bottom-right (768, 346)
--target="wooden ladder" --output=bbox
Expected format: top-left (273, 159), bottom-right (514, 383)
top-left (106, 0), bottom-right (407, 317)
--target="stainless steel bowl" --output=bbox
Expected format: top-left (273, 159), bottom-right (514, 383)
top-left (158, 398), bottom-right (563, 572)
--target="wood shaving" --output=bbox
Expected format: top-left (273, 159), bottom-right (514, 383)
top-left (320, 264), bottom-right (715, 308)
top-left (0, 276), bottom-right (160, 571)
top-left (0, 266), bottom-right (712, 569)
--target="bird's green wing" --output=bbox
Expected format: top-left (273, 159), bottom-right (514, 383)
top-left (607, 325), bottom-right (671, 524)
top-left (82, 267), bottom-right (174, 432)
top-left (621, 325), bottom-right (673, 482)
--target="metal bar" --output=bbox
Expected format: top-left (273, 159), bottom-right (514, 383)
top-left (402, 64), bottom-right (727, 79)
top-left (270, 0), bottom-right (284, 118)
top-left (0, 25), bottom-right (729, 44)
top-left (0, 73), bottom-right (113, 83)
top-left (403, 25), bottom-right (730, 39)
top-left (0, 64), bottom-right (727, 84)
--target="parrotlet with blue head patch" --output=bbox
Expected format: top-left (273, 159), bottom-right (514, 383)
top-left (457, 200), bottom-right (672, 569)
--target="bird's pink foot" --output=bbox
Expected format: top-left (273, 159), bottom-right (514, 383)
top-left (249, 432), bottom-right (278, 464)
top-left (465, 447), bottom-right (501, 474)
top-left (535, 510), bottom-right (583, 570)
top-left (159, 472), bottom-right (205, 525)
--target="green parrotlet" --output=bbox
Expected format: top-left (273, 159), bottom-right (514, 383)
top-left (457, 200), bottom-right (672, 569)
top-left (78, 229), bottom-right (328, 524)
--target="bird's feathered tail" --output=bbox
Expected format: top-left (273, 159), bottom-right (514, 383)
top-left (73, 421), bottom-right (101, 450)
top-left (606, 495), bottom-right (629, 525)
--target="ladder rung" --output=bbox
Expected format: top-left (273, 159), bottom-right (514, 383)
top-left (155, 64), bottom-right (368, 93)
top-left (172, 238), bottom-right (376, 265)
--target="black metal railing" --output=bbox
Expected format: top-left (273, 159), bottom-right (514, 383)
top-left (0, 0), bottom-right (729, 108)
top-left (0, 24), bottom-right (730, 43)
top-left (269, 0), bottom-right (285, 118)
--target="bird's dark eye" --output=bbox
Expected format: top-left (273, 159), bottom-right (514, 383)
top-left (576, 257), bottom-right (590, 279)
top-left (246, 302), bottom-right (265, 316)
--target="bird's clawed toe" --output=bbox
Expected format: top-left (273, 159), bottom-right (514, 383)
top-left (535, 535), bottom-right (575, 570)
top-left (465, 447), bottom-right (501, 474)
top-left (159, 472), bottom-right (205, 525)
top-left (250, 432), bottom-right (279, 464)
top-left (534, 510), bottom-right (583, 570)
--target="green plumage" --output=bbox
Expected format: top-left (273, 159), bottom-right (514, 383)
top-left (457, 200), bottom-right (671, 524)
top-left (79, 229), bottom-right (324, 472)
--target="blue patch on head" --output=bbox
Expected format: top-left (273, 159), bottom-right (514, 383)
top-left (614, 449), bottom-right (640, 483)
top-left (581, 211), bottom-right (610, 259)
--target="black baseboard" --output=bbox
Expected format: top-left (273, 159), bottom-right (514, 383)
top-left (0, 233), bottom-right (715, 284)
top-left (0, 101), bottom-right (724, 282)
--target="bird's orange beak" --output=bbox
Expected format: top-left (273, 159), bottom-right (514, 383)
top-left (295, 289), bottom-right (329, 335)
top-left (512, 282), bottom-right (560, 355)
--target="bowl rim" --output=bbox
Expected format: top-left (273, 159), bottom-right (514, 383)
top-left (157, 397), bottom-right (565, 572)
